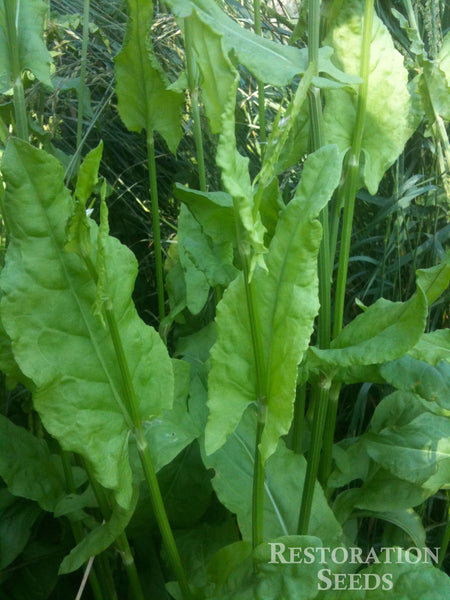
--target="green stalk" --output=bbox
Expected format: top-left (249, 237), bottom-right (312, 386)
top-left (297, 384), bottom-right (330, 533)
top-left (76, 0), bottom-right (91, 162)
top-left (235, 218), bottom-right (267, 550)
top-left (242, 252), bottom-right (267, 550)
top-left (296, 0), bottom-right (334, 534)
top-left (332, 0), bottom-right (374, 339)
top-left (147, 135), bottom-right (166, 322)
top-left (253, 0), bottom-right (267, 157)
top-left (4, 0), bottom-right (28, 141)
top-left (292, 384), bottom-right (306, 454)
top-left (103, 303), bottom-right (192, 599)
top-left (184, 18), bottom-right (207, 192)
top-left (319, 0), bottom-right (375, 486)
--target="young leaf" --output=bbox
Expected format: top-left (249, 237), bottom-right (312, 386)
top-left (65, 142), bottom-right (104, 259)
top-left (114, 0), bottom-right (184, 153)
top-left (207, 145), bottom-right (342, 461)
top-left (0, 0), bottom-right (53, 92)
top-left (0, 139), bottom-right (174, 509)
top-left (74, 141), bottom-right (104, 205)
top-left (323, 0), bottom-right (419, 194)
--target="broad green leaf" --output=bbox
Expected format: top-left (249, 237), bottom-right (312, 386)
top-left (203, 406), bottom-right (344, 548)
top-left (114, 0), bottom-right (184, 153)
top-left (206, 536), bottom-right (326, 600)
top-left (368, 391), bottom-right (433, 434)
top-left (216, 72), bottom-right (267, 275)
top-left (166, 0), bottom-right (360, 88)
top-left (206, 145), bottom-right (343, 461)
top-left (363, 411), bottom-right (450, 490)
top-left (320, 550), bottom-right (450, 599)
top-left (181, 207), bottom-right (238, 287)
top-left (329, 439), bottom-right (371, 489)
top-left (185, 9), bottom-right (236, 134)
top-left (354, 470), bottom-right (434, 512)
top-left (419, 59), bottom-right (450, 123)
top-left (0, 415), bottom-right (65, 512)
top-left (173, 184), bottom-right (235, 245)
top-left (416, 252), bottom-right (450, 304)
top-left (323, 0), bottom-right (418, 194)
top-left (381, 356), bottom-right (450, 410)
top-left (257, 177), bottom-right (285, 246)
top-left (0, 0), bottom-right (53, 92)
top-left (177, 205), bottom-right (238, 315)
top-left (330, 393), bottom-right (446, 511)
top-left (308, 281), bottom-right (428, 370)
top-left (172, 517), bottom-right (240, 590)
top-left (0, 139), bottom-right (174, 509)
top-left (178, 206), bottom-right (210, 314)
top-left (0, 536), bottom-right (61, 599)
top-left (358, 509), bottom-right (426, 549)
top-left (275, 100), bottom-right (310, 175)
top-left (439, 32), bottom-right (450, 86)
top-left (59, 494), bottom-right (138, 574)
top-left (0, 496), bottom-right (41, 570)
top-left (175, 321), bottom-right (216, 432)
top-left (408, 329), bottom-right (450, 365)
top-left (0, 313), bottom-right (32, 388)
top-left (158, 442), bottom-right (212, 529)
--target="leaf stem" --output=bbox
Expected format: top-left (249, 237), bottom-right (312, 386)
top-left (147, 135), bottom-right (166, 322)
top-left (76, 0), bottom-right (91, 162)
top-left (253, 0), bottom-right (267, 157)
top-left (184, 18), bottom-right (207, 192)
top-left (4, 0), bottom-right (28, 141)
